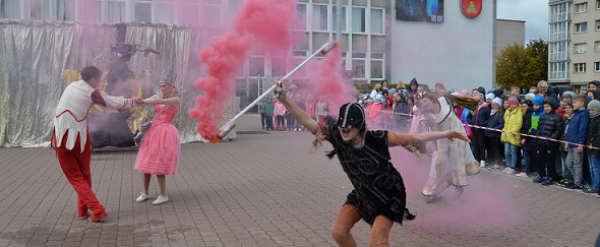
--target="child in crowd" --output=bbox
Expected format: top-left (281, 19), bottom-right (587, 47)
top-left (305, 95), bottom-right (316, 121)
top-left (563, 96), bottom-right (589, 190)
top-left (500, 98), bottom-right (523, 175)
top-left (584, 100), bottom-right (600, 194)
top-left (503, 99), bottom-right (510, 110)
top-left (486, 98), bottom-right (505, 167)
top-left (293, 95), bottom-right (305, 131)
top-left (555, 92), bottom-right (576, 180)
top-left (558, 100), bottom-right (574, 185)
top-left (316, 96), bottom-right (327, 124)
top-left (525, 93), bottom-right (535, 102)
top-left (262, 97), bottom-right (274, 131)
top-left (393, 93), bottom-right (411, 132)
top-left (384, 96), bottom-right (394, 130)
top-left (258, 98), bottom-right (266, 129)
top-left (517, 101), bottom-right (535, 177)
top-left (468, 93), bottom-right (491, 167)
top-left (510, 86), bottom-right (520, 98)
top-left (533, 98), bottom-right (564, 185)
top-left (274, 99), bottom-right (286, 131)
top-left (368, 95), bottom-right (385, 130)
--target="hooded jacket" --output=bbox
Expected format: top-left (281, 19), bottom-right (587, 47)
top-left (467, 103), bottom-right (491, 130)
top-left (586, 112), bottom-right (600, 156)
top-left (477, 86), bottom-right (486, 96)
top-left (408, 78), bottom-right (419, 96)
top-left (486, 109), bottom-right (504, 138)
top-left (567, 108), bottom-right (590, 147)
top-left (535, 86), bottom-right (559, 106)
top-left (588, 90), bottom-right (600, 101)
top-left (501, 106), bottom-right (523, 146)
top-left (521, 105), bottom-right (536, 151)
top-left (536, 98), bottom-right (564, 148)
top-left (588, 80), bottom-right (600, 91)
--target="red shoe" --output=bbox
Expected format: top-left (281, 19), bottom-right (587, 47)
top-left (88, 211), bottom-right (107, 222)
top-left (78, 211), bottom-right (89, 220)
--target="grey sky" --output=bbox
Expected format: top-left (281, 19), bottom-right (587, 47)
top-left (497, 0), bottom-right (549, 43)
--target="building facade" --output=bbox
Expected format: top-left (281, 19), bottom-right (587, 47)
top-left (548, 0), bottom-right (600, 90)
top-left (494, 19), bottom-right (526, 89)
top-left (389, 0), bottom-right (496, 92)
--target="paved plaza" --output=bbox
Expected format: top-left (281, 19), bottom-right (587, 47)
top-left (0, 114), bottom-right (599, 247)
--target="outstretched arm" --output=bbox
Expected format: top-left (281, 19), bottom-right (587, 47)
top-left (142, 95), bottom-right (180, 108)
top-left (388, 130), bottom-right (469, 148)
top-left (274, 80), bottom-right (319, 133)
top-left (452, 94), bottom-right (481, 103)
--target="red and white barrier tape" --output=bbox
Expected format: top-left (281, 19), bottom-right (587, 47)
top-left (367, 109), bottom-right (600, 151)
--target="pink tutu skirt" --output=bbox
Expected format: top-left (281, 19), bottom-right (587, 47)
top-left (135, 123), bottom-right (180, 175)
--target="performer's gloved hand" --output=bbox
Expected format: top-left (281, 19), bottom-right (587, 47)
top-left (274, 79), bottom-right (286, 99)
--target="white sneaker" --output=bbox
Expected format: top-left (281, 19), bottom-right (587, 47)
top-left (480, 161), bottom-right (486, 168)
top-left (153, 195), bottom-right (169, 205)
top-left (501, 167), bottom-right (510, 174)
top-left (505, 168), bottom-right (516, 175)
top-left (136, 192), bottom-right (149, 202)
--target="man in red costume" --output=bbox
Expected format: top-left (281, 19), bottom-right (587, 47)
top-left (52, 66), bottom-right (141, 222)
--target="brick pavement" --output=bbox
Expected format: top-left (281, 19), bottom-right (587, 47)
top-left (0, 114), bottom-right (599, 247)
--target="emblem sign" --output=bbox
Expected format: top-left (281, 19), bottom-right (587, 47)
top-left (462, 0), bottom-right (482, 18)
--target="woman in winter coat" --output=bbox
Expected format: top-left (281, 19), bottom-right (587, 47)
top-left (500, 98), bottom-right (523, 175)
top-left (486, 98), bottom-right (505, 166)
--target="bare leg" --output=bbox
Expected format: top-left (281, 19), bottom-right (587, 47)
top-left (143, 173), bottom-right (151, 194)
top-left (369, 215), bottom-right (394, 247)
top-left (157, 175), bottom-right (166, 196)
top-left (331, 204), bottom-right (362, 247)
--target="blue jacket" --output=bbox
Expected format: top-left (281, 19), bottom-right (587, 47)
top-left (486, 111), bottom-right (504, 138)
top-left (566, 108), bottom-right (590, 147)
top-left (467, 104), bottom-right (491, 130)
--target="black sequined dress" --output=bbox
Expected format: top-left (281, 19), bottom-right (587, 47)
top-left (328, 125), bottom-right (409, 225)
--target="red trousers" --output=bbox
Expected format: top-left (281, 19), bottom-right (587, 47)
top-left (55, 131), bottom-right (105, 217)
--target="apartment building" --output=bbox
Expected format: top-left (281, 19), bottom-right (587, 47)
top-left (548, 0), bottom-right (600, 90)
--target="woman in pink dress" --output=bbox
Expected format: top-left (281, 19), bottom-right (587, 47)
top-left (135, 71), bottom-right (181, 205)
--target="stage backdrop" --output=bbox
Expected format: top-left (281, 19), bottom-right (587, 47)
top-left (0, 20), bottom-right (235, 148)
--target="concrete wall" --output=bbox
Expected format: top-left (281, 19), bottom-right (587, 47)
top-left (389, 0), bottom-right (495, 92)
top-left (494, 19), bottom-right (526, 88)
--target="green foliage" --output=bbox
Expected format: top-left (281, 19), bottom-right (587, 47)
top-left (496, 40), bottom-right (548, 91)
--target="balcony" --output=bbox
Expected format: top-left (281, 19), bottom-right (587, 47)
top-left (549, 52), bottom-right (570, 61)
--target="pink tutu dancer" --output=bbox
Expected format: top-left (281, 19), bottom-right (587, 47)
top-left (135, 70), bottom-right (181, 205)
top-left (135, 105), bottom-right (180, 175)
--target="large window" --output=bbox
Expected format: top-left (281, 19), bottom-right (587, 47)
top-left (370, 8), bottom-right (384, 34)
top-left (550, 22), bottom-right (568, 41)
top-left (332, 5), bottom-right (346, 32)
top-left (296, 3), bottom-right (306, 30)
top-left (575, 2), bottom-right (587, 13)
top-left (108, 1), bottom-right (126, 23)
top-left (595, 62), bottom-right (600, 72)
top-left (0, 0), bottom-right (20, 19)
top-left (30, 0), bottom-right (51, 21)
top-left (549, 42), bottom-right (569, 60)
top-left (181, 1), bottom-right (199, 26)
top-left (370, 53), bottom-right (384, 79)
top-left (574, 63), bottom-right (586, 73)
top-left (550, 3), bottom-right (568, 22)
top-left (575, 43), bottom-right (587, 54)
top-left (134, 1), bottom-right (151, 23)
top-left (204, 3), bottom-right (220, 27)
top-left (550, 62), bottom-right (570, 80)
top-left (575, 22), bottom-right (587, 33)
top-left (312, 4), bottom-right (327, 31)
top-left (249, 56), bottom-right (265, 77)
top-left (352, 7), bottom-right (365, 33)
top-left (271, 57), bottom-right (287, 77)
top-left (352, 52), bottom-right (366, 78)
top-left (29, 0), bottom-right (75, 21)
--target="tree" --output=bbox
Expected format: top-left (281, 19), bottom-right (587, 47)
top-left (496, 40), bottom-right (548, 91)
top-left (526, 39), bottom-right (548, 81)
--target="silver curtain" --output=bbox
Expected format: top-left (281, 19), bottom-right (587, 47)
top-left (0, 20), bottom-right (235, 147)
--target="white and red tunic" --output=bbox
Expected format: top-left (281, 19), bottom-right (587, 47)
top-left (53, 80), bottom-right (135, 152)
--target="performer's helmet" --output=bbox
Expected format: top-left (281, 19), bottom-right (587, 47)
top-left (114, 24), bottom-right (127, 42)
top-left (336, 103), bottom-right (366, 132)
top-left (159, 70), bottom-right (177, 85)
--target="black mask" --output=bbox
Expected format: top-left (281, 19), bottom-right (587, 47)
top-left (336, 103), bottom-right (366, 132)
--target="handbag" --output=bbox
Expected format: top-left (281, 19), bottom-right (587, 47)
top-left (133, 105), bottom-right (167, 146)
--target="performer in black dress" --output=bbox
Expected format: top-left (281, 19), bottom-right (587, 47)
top-left (274, 80), bottom-right (470, 247)
top-left (106, 23), bottom-right (136, 96)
